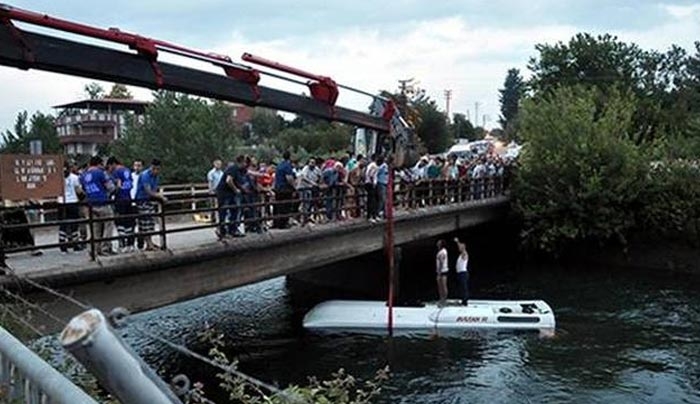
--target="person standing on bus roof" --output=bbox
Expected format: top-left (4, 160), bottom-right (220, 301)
top-left (435, 239), bottom-right (449, 307)
top-left (454, 237), bottom-right (469, 306)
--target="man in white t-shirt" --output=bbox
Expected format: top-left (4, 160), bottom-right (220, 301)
top-left (298, 158), bottom-right (321, 225)
top-left (130, 159), bottom-right (144, 248)
top-left (454, 237), bottom-right (469, 306)
top-left (435, 239), bottom-right (449, 306)
top-left (206, 159), bottom-right (224, 224)
top-left (364, 155), bottom-right (379, 221)
top-left (207, 159), bottom-right (224, 193)
top-left (59, 161), bottom-right (83, 253)
top-left (130, 159), bottom-right (143, 200)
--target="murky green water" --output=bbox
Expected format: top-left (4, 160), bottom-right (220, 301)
top-left (129, 262), bottom-right (700, 404)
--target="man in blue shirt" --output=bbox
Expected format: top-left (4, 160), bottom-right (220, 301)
top-left (273, 151), bottom-right (296, 229)
top-left (135, 159), bottom-right (167, 251)
top-left (80, 155), bottom-right (116, 256)
top-left (107, 157), bottom-right (135, 253)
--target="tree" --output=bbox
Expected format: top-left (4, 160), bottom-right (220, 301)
top-left (498, 68), bottom-right (525, 140)
top-left (246, 108), bottom-right (285, 144)
top-left (415, 99), bottom-right (451, 154)
top-left (1, 111), bottom-right (60, 154)
top-left (513, 85), bottom-right (647, 253)
top-left (111, 91), bottom-right (240, 183)
top-left (684, 42), bottom-right (700, 112)
top-left (274, 122), bottom-right (352, 157)
top-left (1, 111), bottom-right (28, 152)
top-left (83, 82), bottom-right (105, 100)
top-left (28, 112), bottom-right (61, 153)
top-left (527, 33), bottom-right (695, 144)
top-left (450, 113), bottom-right (477, 141)
top-left (107, 83), bottom-right (133, 99)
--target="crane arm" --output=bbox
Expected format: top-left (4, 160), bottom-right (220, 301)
top-left (0, 3), bottom-right (388, 132)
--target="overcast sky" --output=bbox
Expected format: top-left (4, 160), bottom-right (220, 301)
top-left (1, 0), bottom-right (699, 133)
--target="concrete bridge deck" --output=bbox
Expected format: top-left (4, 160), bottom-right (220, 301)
top-left (1, 196), bottom-right (510, 332)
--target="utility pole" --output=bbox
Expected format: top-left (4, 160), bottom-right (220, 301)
top-left (398, 78), bottom-right (414, 96)
top-left (443, 89), bottom-right (452, 119)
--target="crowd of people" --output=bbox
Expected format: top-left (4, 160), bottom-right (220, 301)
top-left (54, 146), bottom-right (512, 254)
top-left (208, 148), bottom-right (511, 239)
top-left (59, 156), bottom-right (166, 255)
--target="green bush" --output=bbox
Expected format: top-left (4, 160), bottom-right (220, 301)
top-left (514, 86), bottom-right (648, 252)
top-left (636, 161), bottom-right (700, 244)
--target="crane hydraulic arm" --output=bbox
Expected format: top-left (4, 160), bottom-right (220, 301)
top-left (0, 3), bottom-right (391, 132)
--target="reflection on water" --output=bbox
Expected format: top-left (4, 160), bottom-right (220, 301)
top-left (127, 265), bottom-right (700, 404)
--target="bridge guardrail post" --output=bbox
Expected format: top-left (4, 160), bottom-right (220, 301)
top-left (190, 184), bottom-right (196, 213)
top-left (159, 200), bottom-right (167, 251)
top-left (0, 220), bottom-right (6, 269)
top-left (88, 204), bottom-right (96, 261)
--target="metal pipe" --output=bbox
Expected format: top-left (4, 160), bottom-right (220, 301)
top-left (60, 309), bottom-right (182, 404)
top-left (242, 52), bottom-right (328, 81)
top-left (385, 165), bottom-right (395, 336)
top-left (0, 326), bottom-right (98, 404)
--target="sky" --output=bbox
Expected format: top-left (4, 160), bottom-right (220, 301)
top-left (0, 0), bottom-right (699, 133)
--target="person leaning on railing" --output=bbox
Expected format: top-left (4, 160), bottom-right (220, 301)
top-left (254, 161), bottom-right (274, 231)
top-left (346, 155), bottom-right (364, 219)
top-left (335, 157), bottom-right (349, 221)
top-left (134, 159), bottom-right (167, 251)
top-left (321, 159), bottom-right (339, 222)
top-left (79, 156), bottom-right (116, 256)
top-left (206, 159), bottom-right (223, 224)
top-left (412, 157), bottom-right (429, 208)
top-left (243, 156), bottom-right (263, 234)
top-left (106, 157), bottom-right (136, 253)
top-left (272, 151), bottom-right (296, 230)
top-left (364, 154), bottom-right (379, 221)
top-left (59, 160), bottom-right (84, 253)
top-left (376, 155), bottom-right (389, 219)
top-left (298, 157), bottom-right (321, 225)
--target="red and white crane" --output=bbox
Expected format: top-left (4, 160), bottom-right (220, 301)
top-left (0, 2), bottom-right (414, 165)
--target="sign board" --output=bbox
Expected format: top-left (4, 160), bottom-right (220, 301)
top-left (0, 154), bottom-right (64, 202)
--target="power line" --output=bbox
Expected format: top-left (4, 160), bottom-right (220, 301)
top-left (1, 266), bottom-right (90, 310)
top-left (2, 304), bottom-right (45, 338)
top-left (2, 288), bottom-right (67, 327)
top-left (130, 325), bottom-right (306, 404)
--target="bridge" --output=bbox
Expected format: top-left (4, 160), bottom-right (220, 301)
top-left (1, 180), bottom-right (510, 333)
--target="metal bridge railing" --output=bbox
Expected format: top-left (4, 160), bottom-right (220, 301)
top-left (0, 326), bottom-right (98, 404)
top-left (0, 176), bottom-right (509, 267)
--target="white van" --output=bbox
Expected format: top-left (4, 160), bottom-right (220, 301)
top-left (446, 140), bottom-right (492, 160)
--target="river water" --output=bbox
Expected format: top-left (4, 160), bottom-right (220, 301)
top-left (127, 260), bottom-right (700, 404)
